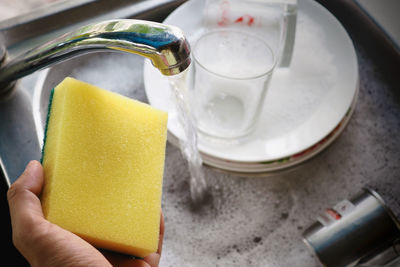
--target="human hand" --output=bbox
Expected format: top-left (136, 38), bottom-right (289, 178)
top-left (7, 160), bottom-right (164, 267)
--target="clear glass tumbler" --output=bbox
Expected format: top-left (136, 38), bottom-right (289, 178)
top-left (189, 29), bottom-right (276, 140)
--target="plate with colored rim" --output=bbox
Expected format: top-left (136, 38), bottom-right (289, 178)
top-left (144, 0), bottom-right (358, 169)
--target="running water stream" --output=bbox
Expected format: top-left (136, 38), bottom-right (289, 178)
top-left (168, 70), bottom-right (208, 205)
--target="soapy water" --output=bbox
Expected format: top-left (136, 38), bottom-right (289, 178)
top-left (168, 70), bottom-right (208, 206)
top-left (160, 161), bottom-right (305, 267)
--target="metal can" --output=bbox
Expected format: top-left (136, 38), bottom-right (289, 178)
top-left (303, 188), bottom-right (400, 267)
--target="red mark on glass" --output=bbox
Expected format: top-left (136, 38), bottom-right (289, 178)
top-left (234, 15), bottom-right (255, 26)
top-left (326, 208), bottom-right (342, 220)
top-left (248, 16), bottom-right (255, 26)
top-left (235, 17), bottom-right (244, 23)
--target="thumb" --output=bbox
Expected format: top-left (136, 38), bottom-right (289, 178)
top-left (7, 160), bottom-right (45, 252)
top-left (7, 161), bottom-right (112, 267)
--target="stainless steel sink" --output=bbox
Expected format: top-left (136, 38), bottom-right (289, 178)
top-left (1, 0), bottom-right (400, 266)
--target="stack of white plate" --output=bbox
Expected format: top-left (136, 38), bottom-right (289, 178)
top-left (144, 0), bottom-right (359, 174)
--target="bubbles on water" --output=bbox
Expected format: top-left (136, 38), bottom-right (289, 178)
top-left (161, 153), bottom-right (298, 266)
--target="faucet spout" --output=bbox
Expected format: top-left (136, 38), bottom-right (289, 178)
top-left (0, 19), bottom-right (191, 97)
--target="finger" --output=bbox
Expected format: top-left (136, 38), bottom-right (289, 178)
top-left (8, 160), bottom-right (44, 196)
top-left (7, 160), bottom-right (44, 218)
top-left (7, 161), bottom-right (45, 251)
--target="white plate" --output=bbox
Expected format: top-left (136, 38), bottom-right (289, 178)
top-left (168, 87), bottom-right (358, 173)
top-left (144, 0), bottom-right (358, 165)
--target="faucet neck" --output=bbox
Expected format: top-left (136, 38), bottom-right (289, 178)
top-left (0, 19), bottom-right (191, 96)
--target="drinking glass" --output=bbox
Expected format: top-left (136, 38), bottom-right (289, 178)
top-left (189, 29), bottom-right (276, 140)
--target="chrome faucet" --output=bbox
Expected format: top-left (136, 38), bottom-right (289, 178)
top-left (0, 19), bottom-right (191, 98)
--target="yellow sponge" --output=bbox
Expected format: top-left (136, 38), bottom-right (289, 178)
top-left (40, 77), bottom-right (167, 257)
